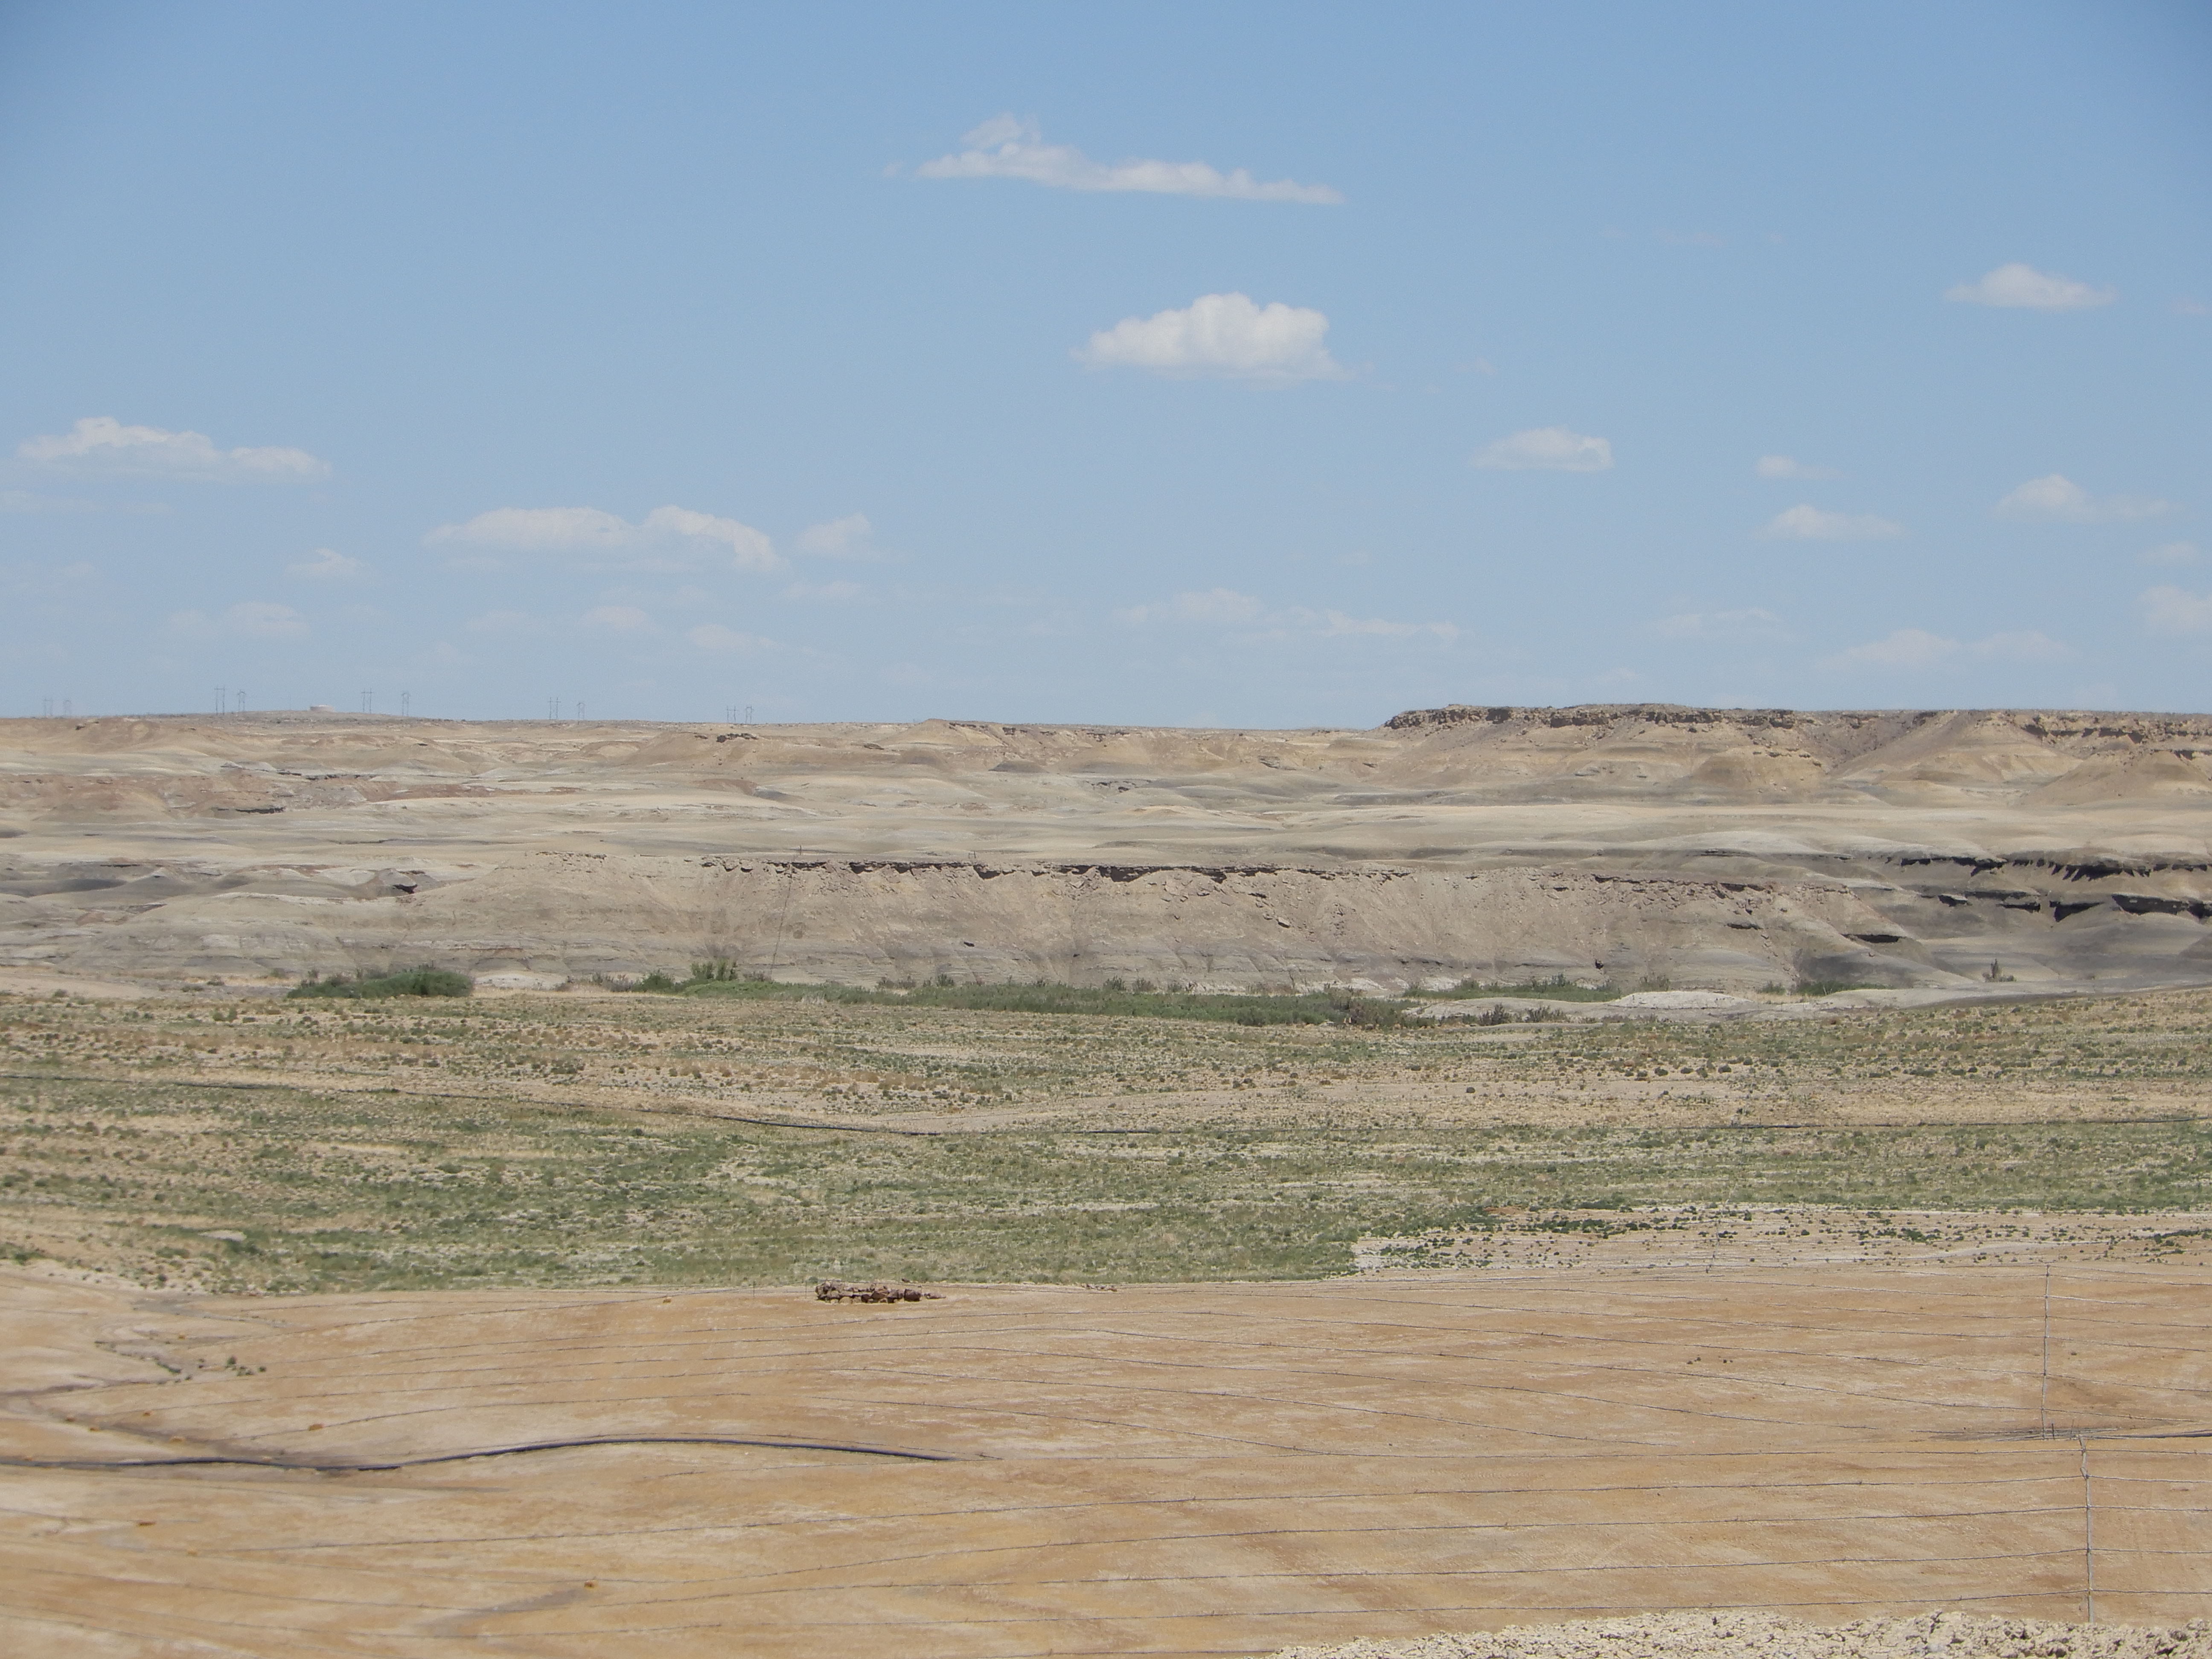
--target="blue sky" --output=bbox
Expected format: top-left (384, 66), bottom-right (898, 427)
top-left (1, 0), bottom-right (2206, 725)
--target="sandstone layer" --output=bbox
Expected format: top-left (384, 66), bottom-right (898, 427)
top-left (0, 704), bottom-right (2208, 992)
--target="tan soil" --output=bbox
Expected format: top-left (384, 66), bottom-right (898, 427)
top-left (3, 1252), bottom-right (2206, 1656)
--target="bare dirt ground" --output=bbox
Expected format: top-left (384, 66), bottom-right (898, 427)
top-left (3, 1249), bottom-right (2206, 1658)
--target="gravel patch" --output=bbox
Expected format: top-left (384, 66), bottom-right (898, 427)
top-left (1271, 1612), bottom-right (2212, 1659)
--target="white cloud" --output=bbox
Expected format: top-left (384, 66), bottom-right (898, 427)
top-left (2175, 297), bottom-right (2210, 317)
top-left (1473, 427), bottom-right (1613, 472)
top-left (1077, 292), bottom-right (1342, 383)
top-left (1649, 607), bottom-right (1790, 642)
top-left (915, 115), bottom-right (1341, 204)
top-left (2138, 585), bottom-right (2212, 637)
top-left (20, 416), bottom-right (329, 480)
top-left (794, 513), bottom-right (882, 560)
top-left (581, 604), bottom-right (652, 633)
top-left (1115, 587), bottom-right (1457, 643)
top-left (783, 579), bottom-right (864, 602)
top-left (1755, 455), bottom-right (1838, 480)
top-left (2142, 541), bottom-right (2202, 567)
top-left (1995, 473), bottom-right (2172, 523)
top-left (425, 505), bottom-right (783, 572)
top-left (1759, 505), bottom-right (1902, 540)
top-left (1822, 627), bottom-right (2075, 672)
top-left (288, 547), bottom-right (365, 582)
top-left (1944, 263), bottom-right (2115, 311)
top-left (687, 623), bottom-right (777, 653)
top-left (166, 601), bottom-right (309, 640)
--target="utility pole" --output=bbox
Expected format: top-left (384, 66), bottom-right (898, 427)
top-left (575, 700), bottom-right (586, 720)
top-left (215, 685), bottom-right (228, 716)
top-left (400, 691), bottom-right (410, 718)
top-left (362, 690), bottom-right (374, 715)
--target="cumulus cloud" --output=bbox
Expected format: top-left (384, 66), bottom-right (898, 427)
top-left (1822, 627), bottom-right (2074, 672)
top-left (1115, 587), bottom-right (1456, 642)
top-left (915, 115), bottom-right (1341, 204)
top-left (1944, 263), bottom-right (2115, 310)
top-left (20, 416), bottom-right (329, 480)
top-left (425, 505), bottom-right (783, 573)
top-left (2138, 585), bottom-right (2212, 637)
top-left (1649, 608), bottom-right (1790, 642)
top-left (166, 601), bottom-right (309, 640)
top-left (2142, 541), bottom-right (2202, 567)
top-left (1077, 292), bottom-right (1342, 382)
top-left (794, 513), bottom-right (882, 560)
top-left (1755, 455), bottom-right (1838, 480)
top-left (1759, 504), bottom-right (1904, 541)
top-left (288, 547), bottom-right (365, 582)
top-left (1995, 474), bottom-right (2171, 523)
top-left (1472, 427), bottom-right (1613, 472)
top-left (687, 623), bottom-right (777, 653)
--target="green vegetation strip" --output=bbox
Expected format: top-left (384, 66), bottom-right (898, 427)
top-left (4, 1075), bottom-right (2207, 1293)
top-left (671, 975), bottom-right (1396, 1025)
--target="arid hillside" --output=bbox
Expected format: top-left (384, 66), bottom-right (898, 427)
top-left (1, 704), bottom-right (2208, 991)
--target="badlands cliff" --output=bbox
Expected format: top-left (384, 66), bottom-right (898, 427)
top-left (0, 704), bottom-right (2208, 992)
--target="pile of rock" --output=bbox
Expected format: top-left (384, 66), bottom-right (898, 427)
top-left (814, 1280), bottom-right (941, 1303)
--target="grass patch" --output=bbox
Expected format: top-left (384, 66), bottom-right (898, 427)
top-left (3, 1075), bottom-right (2207, 1292)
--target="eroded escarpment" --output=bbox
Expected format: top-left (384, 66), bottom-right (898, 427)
top-left (0, 704), bottom-right (2205, 990)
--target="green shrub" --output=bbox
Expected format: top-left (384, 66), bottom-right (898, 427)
top-left (288, 966), bottom-right (473, 1000)
top-left (1413, 973), bottom-right (1621, 1003)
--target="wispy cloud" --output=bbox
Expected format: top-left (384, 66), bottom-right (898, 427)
top-left (793, 513), bottom-right (883, 560)
top-left (915, 115), bottom-right (1341, 204)
top-left (1944, 263), bottom-right (2115, 311)
top-left (581, 604), bottom-right (652, 633)
top-left (2138, 585), bottom-right (2212, 637)
top-left (288, 547), bottom-right (366, 582)
top-left (1759, 505), bottom-right (1902, 541)
top-left (2141, 541), bottom-right (2201, 567)
top-left (426, 505), bottom-right (783, 573)
top-left (1821, 627), bottom-right (2074, 672)
top-left (19, 416), bottom-right (329, 481)
top-left (1648, 607), bottom-right (1790, 642)
top-left (687, 624), bottom-right (778, 654)
top-left (1077, 292), bottom-right (1342, 382)
top-left (1472, 427), bottom-right (1612, 472)
top-left (1995, 474), bottom-right (2171, 523)
top-left (166, 601), bottom-right (310, 640)
top-left (1115, 587), bottom-right (1457, 643)
top-left (1755, 455), bottom-right (1838, 480)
